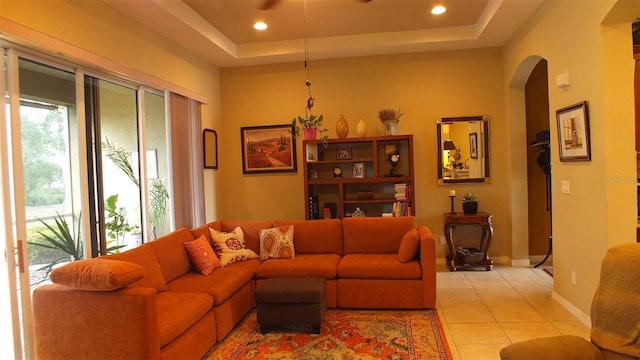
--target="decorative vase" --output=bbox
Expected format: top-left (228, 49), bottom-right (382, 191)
top-left (356, 119), bottom-right (367, 137)
top-left (303, 127), bottom-right (317, 140)
top-left (336, 114), bottom-right (349, 139)
top-left (352, 207), bottom-right (366, 217)
top-left (462, 201), bottom-right (478, 215)
top-left (382, 119), bottom-right (399, 136)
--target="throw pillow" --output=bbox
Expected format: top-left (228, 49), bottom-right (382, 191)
top-left (184, 235), bottom-right (221, 275)
top-left (50, 258), bottom-right (144, 291)
top-left (259, 225), bottom-right (295, 260)
top-left (398, 228), bottom-right (420, 263)
top-left (209, 227), bottom-right (258, 266)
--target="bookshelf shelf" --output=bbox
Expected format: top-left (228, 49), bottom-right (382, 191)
top-left (303, 135), bottom-right (415, 219)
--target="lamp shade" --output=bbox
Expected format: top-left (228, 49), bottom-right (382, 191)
top-left (443, 140), bottom-right (457, 150)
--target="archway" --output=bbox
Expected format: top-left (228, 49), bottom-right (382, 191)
top-left (507, 55), bottom-right (551, 266)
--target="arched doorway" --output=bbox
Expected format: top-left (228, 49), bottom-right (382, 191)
top-left (524, 59), bottom-right (552, 267)
top-left (507, 55), bottom-right (552, 266)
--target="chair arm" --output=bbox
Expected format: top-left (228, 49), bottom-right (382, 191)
top-left (500, 335), bottom-right (604, 360)
top-left (418, 225), bottom-right (437, 308)
top-left (33, 284), bottom-right (161, 360)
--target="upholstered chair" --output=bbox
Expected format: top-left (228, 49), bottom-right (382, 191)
top-left (500, 243), bottom-right (640, 360)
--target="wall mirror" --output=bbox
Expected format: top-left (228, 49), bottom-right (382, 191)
top-left (437, 115), bottom-right (490, 184)
top-left (203, 129), bottom-right (218, 169)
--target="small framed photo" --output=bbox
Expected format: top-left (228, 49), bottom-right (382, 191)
top-left (556, 101), bottom-right (591, 162)
top-left (336, 147), bottom-right (352, 160)
top-left (353, 162), bottom-right (364, 178)
top-left (469, 132), bottom-right (478, 159)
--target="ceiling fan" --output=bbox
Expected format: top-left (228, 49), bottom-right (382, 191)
top-left (259, 0), bottom-right (372, 10)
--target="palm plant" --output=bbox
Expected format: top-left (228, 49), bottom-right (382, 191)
top-left (102, 138), bottom-right (169, 238)
top-left (28, 213), bottom-right (127, 286)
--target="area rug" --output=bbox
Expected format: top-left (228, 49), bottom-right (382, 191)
top-left (543, 267), bottom-right (553, 277)
top-left (204, 309), bottom-right (452, 360)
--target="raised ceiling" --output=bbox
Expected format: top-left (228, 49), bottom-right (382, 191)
top-left (106, 0), bottom-right (543, 68)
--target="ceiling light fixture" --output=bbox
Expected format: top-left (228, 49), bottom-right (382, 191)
top-left (431, 5), bottom-right (446, 15)
top-left (253, 21), bottom-right (268, 30)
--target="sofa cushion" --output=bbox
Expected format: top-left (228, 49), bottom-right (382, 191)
top-left (146, 228), bottom-right (195, 284)
top-left (156, 291), bottom-right (213, 347)
top-left (273, 219), bottom-right (343, 255)
top-left (343, 216), bottom-right (417, 254)
top-left (398, 229), bottom-right (420, 263)
top-left (337, 254), bottom-right (421, 279)
top-left (259, 225), bottom-right (295, 260)
top-left (210, 227), bottom-right (259, 266)
top-left (105, 245), bottom-right (167, 292)
top-left (221, 220), bottom-right (273, 254)
top-left (165, 259), bottom-right (259, 305)
top-left (190, 222), bottom-right (221, 244)
top-left (184, 235), bottom-right (220, 275)
top-left (50, 258), bottom-right (144, 291)
top-left (255, 254), bottom-right (341, 279)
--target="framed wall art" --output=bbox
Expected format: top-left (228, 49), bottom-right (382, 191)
top-left (203, 129), bottom-right (218, 169)
top-left (240, 124), bottom-right (297, 174)
top-left (556, 101), bottom-right (591, 162)
top-left (469, 132), bottom-right (478, 159)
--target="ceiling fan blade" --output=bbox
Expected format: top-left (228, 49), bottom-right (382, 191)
top-left (259, 0), bottom-right (281, 10)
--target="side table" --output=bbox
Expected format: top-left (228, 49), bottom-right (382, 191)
top-left (444, 212), bottom-right (494, 271)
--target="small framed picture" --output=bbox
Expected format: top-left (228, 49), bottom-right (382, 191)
top-left (353, 162), bottom-right (364, 178)
top-left (469, 132), bottom-right (478, 159)
top-left (556, 101), bottom-right (591, 162)
top-left (336, 147), bottom-right (352, 160)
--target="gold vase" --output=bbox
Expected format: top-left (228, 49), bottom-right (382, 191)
top-left (356, 119), bottom-right (367, 137)
top-left (336, 114), bottom-right (349, 139)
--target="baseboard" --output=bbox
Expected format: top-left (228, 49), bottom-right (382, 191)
top-left (510, 258), bottom-right (531, 267)
top-left (529, 255), bottom-right (553, 266)
top-left (551, 291), bottom-right (591, 329)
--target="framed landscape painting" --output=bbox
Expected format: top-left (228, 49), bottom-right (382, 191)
top-left (241, 124), bottom-right (297, 174)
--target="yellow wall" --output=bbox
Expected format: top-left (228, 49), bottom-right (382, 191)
top-left (220, 49), bottom-right (510, 259)
top-left (503, 0), bottom-right (638, 314)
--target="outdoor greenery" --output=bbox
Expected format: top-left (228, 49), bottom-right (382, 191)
top-left (21, 107), bottom-right (66, 206)
top-left (102, 138), bottom-right (169, 238)
top-left (104, 194), bottom-right (139, 250)
top-left (28, 213), bottom-right (83, 286)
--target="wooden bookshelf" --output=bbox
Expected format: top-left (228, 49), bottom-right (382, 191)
top-left (303, 135), bottom-right (415, 219)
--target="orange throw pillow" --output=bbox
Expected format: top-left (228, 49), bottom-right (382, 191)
top-left (398, 228), bottom-right (420, 263)
top-left (184, 235), bottom-right (221, 275)
top-left (50, 258), bottom-right (144, 291)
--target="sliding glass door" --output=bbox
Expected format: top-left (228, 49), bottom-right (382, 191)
top-left (0, 51), bottom-right (173, 358)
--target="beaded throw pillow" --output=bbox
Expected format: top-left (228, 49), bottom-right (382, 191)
top-left (209, 227), bottom-right (258, 266)
top-left (259, 225), bottom-right (295, 260)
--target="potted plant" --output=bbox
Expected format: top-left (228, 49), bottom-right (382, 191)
top-left (290, 114), bottom-right (328, 144)
top-left (462, 192), bottom-right (478, 214)
top-left (378, 107), bottom-right (404, 135)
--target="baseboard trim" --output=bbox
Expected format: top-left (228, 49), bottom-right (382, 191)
top-left (510, 258), bottom-right (531, 267)
top-left (551, 291), bottom-right (591, 329)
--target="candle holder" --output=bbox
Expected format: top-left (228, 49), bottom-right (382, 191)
top-left (449, 195), bottom-right (456, 214)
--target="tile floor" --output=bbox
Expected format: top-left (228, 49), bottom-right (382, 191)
top-left (436, 265), bottom-right (591, 360)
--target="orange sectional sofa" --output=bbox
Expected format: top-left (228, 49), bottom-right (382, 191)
top-left (32, 216), bottom-right (436, 360)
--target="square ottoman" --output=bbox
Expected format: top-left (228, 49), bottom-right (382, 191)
top-left (254, 277), bottom-right (327, 334)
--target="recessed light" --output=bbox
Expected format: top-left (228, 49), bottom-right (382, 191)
top-left (431, 5), bottom-right (446, 15)
top-left (253, 22), bottom-right (268, 31)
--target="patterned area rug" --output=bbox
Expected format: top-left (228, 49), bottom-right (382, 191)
top-left (204, 309), bottom-right (452, 360)
top-left (543, 267), bottom-right (554, 277)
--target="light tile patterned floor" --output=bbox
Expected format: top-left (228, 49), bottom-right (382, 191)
top-left (436, 266), bottom-right (590, 360)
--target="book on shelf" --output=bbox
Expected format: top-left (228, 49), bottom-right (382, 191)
top-left (308, 195), bottom-right (320, 219)
top-left (394, 183), bottom-right (410, 200)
